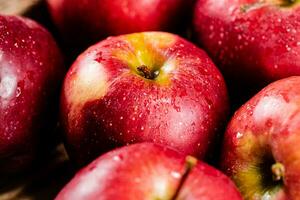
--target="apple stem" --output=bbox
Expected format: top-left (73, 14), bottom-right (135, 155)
top-left (271, 162), bottom-right (285, 181)
top-left (275, 0), bottom-right (299, 6)
top-left (137, 65), bottom-right (159, 80)
top-left (170, 156), bottom-right (198, 200)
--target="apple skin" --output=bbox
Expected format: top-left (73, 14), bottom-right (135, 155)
top-left (46, 0), bottom-right (194, 47)
top-left (0, 15), bottom-right (64, 173)
top-left (193, 0), bottom-right (300, 91)
top-left (60, 32), bottom-right (229, 165)
top-left (221, 76), bottom-right (300, 199)
top-left (56, 143), bottom-right (242, 200)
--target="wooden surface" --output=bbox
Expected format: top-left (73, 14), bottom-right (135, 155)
top-left (0, 0), bottom-right (41, 15)
top-left (0, 144), bottom-right (74, 200)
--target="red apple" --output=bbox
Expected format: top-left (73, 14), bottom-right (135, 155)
top-left (61, 32), bottom-right (229, 165)
top-left (0, 15), bottom-right (64, 173)
top-left (46, 0), bottom-right (194, 47)
top-left (56, 143), bottom-right (242, 200)
top-left (221, 76), bottom-right (300, 199)
top-left (193, 0), bottom-right (300, 90)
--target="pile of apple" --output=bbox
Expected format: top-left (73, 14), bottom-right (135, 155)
top-left (1, 0), bottom-right (300, 199)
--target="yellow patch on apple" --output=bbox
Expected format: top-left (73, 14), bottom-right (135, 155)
top-left (65, 56), bottom-right (109, 129)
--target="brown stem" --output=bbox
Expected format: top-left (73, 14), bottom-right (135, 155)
top-left (269, 0), bottom-right (299, 6)
top-left (137, 65), bottom-right (159, 80)
top-left (170, 156), bottom-right (198, 200)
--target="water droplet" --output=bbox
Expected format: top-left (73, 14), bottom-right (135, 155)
top-left (113, 155), bottom-right (121, 161)
top-left (236, 132), bottom-right (243, 139)
top-left (16, 87), bottom-right (21, 97)
top-left (171, 171), bottom-right (181, 179)
top-left (265, 119), bottom-right (273, 128)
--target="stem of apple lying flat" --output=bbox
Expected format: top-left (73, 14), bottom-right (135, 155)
top-left (137, 65), bottom-right (159, 80)
top-left (170, 156), bottom-right (198, 200)
top-left (271, 0), bottom-right (300, 6)
top-left (271, 162), bottom-right (285, 181)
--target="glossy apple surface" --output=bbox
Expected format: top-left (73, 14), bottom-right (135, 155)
top-left (61, 32), bottom-right (228, 165)
top-left (193, 0), bottom-right (300, 90)
top-left (47, 0), bottom-right (194, 46)
top-left (56, 143), bottom-right (242, 200)
top-left (0, 15), bottom-right (64, 173)
top-left (221, 76), bottom-right (300, 199)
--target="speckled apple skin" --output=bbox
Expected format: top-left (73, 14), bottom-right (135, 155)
top-left (61, 32), bottom-right (229, 165)
top-left (47, 0), bottom-right (194, 46)
top-left (56, 143), bottom-right (242, 200)
top-left (0, 15), bottom-right (64, 173)
top-left (193, 0), bottom-right (300, 88)
top-left (221, 76), bottom-right (300, 199)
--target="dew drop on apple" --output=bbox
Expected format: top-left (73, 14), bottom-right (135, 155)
top-left (15, 87), bottom-right (21, 97)
top-left (236, 132), bottom-right (243, 139)
top-left (171, 171), bottom-right (181, 179)
top-left (113, 155), bottom-right (122, 161)
top-left (265, 119), bottom-right (273, 128)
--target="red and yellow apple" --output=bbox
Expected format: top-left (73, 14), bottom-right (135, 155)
top-left (61, 32), bottom-right (229, 165)
top-left (0, 15), bottom-right (64, 173)
top-left (221, 76), bottom-right (300, 199)
top-left (193, 0), bottom-right (300, 91)
top-left (56, 143), bottom-right (242, 200)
